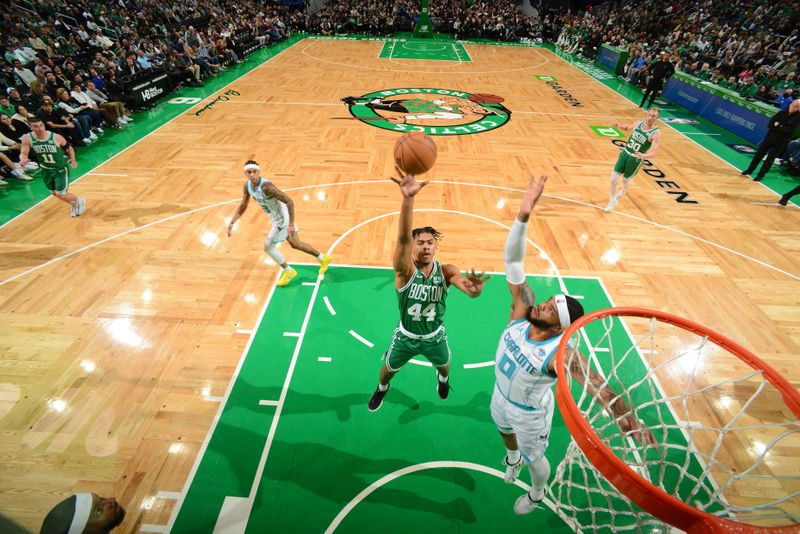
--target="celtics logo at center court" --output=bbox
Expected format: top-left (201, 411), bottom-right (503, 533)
top-left (340, 88), bottom-right (511, 135)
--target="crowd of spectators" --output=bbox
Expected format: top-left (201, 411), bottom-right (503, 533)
top-left (0, 0), bottom-right (548, 186)
top-left (544, 0), bottom-right (798, 109)
top-left (4, 0), bottom-right (797, 186)
top-left (303, 0), bottom-right (541, 42)
top-left (0, 0), bottom-right (301, 186)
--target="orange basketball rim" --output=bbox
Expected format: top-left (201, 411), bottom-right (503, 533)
top-left (555, 307), bottom-right (800, 534)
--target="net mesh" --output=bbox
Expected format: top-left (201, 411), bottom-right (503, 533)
top-left (548, 312), bottom-right (800, 532)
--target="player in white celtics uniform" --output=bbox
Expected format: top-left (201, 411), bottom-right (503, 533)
top-left (227, 160), bottom-right (331, 287)
top-left (604, 107), bottom-right (662, 212)
top-left (496, 175), bottom-right (656, 515)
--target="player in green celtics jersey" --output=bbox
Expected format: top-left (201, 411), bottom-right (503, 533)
top-left (604, 107), bottom-right (662, 212)
top-left (368, 168), bottom-right (491, 412)
top-left (19, 116), bottom-right (86, 217)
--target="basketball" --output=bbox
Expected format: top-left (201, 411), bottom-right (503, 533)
top-left (469, 93), bottom-right (505, 104)
top-left (394, 132), bottom-right (438, 175)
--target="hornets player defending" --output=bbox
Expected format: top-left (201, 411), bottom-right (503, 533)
top-left (368, 168), bottom-right (491, 412)
top-left (19, 116), bottom-right (85, 217)
top-left (604, 107), bottom-right (661, 212)
top-left (496, 175), bottom-right (657, 515)
top-left (227, 160), bottom-right (331, 287)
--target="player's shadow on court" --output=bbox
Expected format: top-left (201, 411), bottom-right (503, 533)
top-left (246, 382), bottom-right (424, 423)
top-left (396, 389), bottom-right (491, 426)
top-left (0, 245), bottom-right (66, 270)
top-left (323, 267), bottom-right (393, 292)
top-left (266, 440), bottom-right (478, 526)
top-left (100, 203), bottom-right (188, 226)
top-left (277, 386), bottom-right (487, 425)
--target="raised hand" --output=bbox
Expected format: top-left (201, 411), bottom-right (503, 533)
top-left (618, 414), bottom-right (657, 447)
top-left (517, 174), bottom-right (548, 221)
top-left (390, 166), bottom-right (430, 198)
top-left (463, 269), bottom-right (491, 293)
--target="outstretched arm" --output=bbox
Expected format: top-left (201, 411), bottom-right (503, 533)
top-left (613, 120), bottom-right (639, 131)
top-left (553, 347), bottom-right (657, 446)
top-left (442, 265), bottom-right (490, 298)
top-left (506, 175), bottom-right (547, 321)
top-left (391, 167), bottom-right (429, 288)
top-left (227, 183), bottom-right (250, 237)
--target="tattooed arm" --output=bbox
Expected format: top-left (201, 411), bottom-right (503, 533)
top-left (551, 347), bottom-right (657, 446)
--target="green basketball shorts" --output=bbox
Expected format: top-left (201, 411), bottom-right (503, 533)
top-left (383, 326), bottom-right (451, 372)
top-left (41, 167), bottom-right (69, 193)
top-left (613, 150), bottom-right (644, 179)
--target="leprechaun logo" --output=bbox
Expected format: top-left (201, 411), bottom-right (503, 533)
top-left (339, 88), bottom-right (511, 135)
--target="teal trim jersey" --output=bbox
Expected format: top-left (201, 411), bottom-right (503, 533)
top-left (246, 177), bottom-right (289, 224)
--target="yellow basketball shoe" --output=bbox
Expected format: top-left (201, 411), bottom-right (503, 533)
top-left (318, 254), bottom-right (332, 274)
top-left (277, 267), bottom-right (297, 287)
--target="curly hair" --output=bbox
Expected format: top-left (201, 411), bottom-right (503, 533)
top-left (412, 226), bottom-right (443, 241)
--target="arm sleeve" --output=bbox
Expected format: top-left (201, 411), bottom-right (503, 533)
top-left (504, 219), bottom-right (528, 285)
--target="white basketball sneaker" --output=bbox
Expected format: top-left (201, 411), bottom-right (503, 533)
top-left (514, 491), bottom-right (543, 515)
top-left (11, 168), bottom-right (33, 181)
top-left (604, 195), bottom-right (619, 212)
top-left (502, 455), bottom-right (525, 484)
top-left (71, 197), bottom-right (86, 218)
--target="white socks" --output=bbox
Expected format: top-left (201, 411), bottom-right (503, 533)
top-left (378, 383), bottom-right (389, 392)
top-left (265, 242), bottom-right (285, 266)
top-left (610, 171), bottom-right (621, 200)
top-left (528, 456), bottom-right (550, 501)
top-left (506, 448), bottom-right (521, 464)
top-left (620, 178), bottom-right (631, 198)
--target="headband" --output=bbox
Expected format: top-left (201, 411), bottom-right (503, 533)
top-left (243, 163), bottom-right (260, 172)
top-left (554, 294), bottom-right (572, 330)
top-left (68, 493), bottom-right (92, 534)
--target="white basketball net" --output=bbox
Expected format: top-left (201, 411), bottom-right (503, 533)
top-left (548, 313), bottom-right (800, 532)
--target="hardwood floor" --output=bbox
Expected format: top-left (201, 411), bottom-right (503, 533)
top-left (0, 38), bottom-right (797, 532)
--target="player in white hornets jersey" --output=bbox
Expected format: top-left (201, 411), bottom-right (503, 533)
top-left (228, 160), bottom-right (331, 286)
top-left (494, 175), bottom-right (657, 515)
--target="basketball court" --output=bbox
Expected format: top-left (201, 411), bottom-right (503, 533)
top-left (0, 36), bottom-right (798, 533)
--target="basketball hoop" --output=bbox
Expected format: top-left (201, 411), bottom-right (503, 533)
top-left (552, 307), bottom-right (800, 533)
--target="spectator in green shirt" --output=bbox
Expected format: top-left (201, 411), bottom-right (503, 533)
top-left (0, 95), bottom-right (15, 117)
top-left (740, 77), bottom-right (759, 98)
top-left (694, 63), bottom-right (711, 80)
top-left (773, 72), bottom-right (797, 94)
top-left (754, 66), bottom-right (769, 86)
top-left (763, 70), bottom-right (780, 94)
top-left (718, 75), bottom-right (738, 90)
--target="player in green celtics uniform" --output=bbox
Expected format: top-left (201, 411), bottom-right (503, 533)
top-left (19, 116), bottom-right (85, 217)
top-left (368, 168), bottom-right (491, 412)
top-left (604, 107), bottom-right (662, 212)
